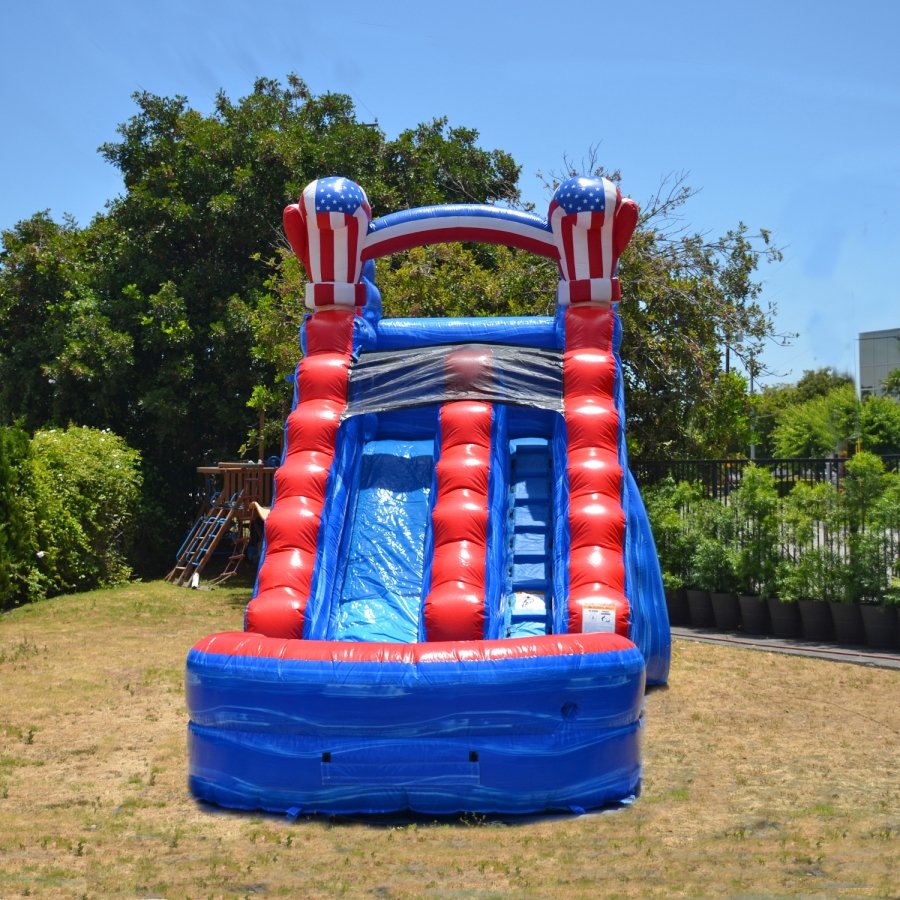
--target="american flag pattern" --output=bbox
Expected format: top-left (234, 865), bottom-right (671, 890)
top-left (548, 176), bottom-right (636, 306)
top-left (283, 176), bottom-right (372, 309)
top-left (284, 175), bottom-right (638, 312)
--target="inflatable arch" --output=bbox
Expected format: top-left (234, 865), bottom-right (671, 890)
top-left (186, 175), bottom-right (671, 815)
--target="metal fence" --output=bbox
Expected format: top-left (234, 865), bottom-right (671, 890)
top-left (632, 455), bottom-right (900, 499)
top-left (636, 455), bottom-right (900, 600)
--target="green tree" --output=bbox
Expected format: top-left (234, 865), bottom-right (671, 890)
top-left (883, 368), bottom-right (900, 400)
top-left (792, 367), bottom-right (854, 402)
top-left (96, 76), bottom-right (521, 471)
top-left (770, 383), bottom-right (858, 457)
top-left (770, 384), bottom-right (900, 457)
top-left (0, 214), bottom-right (133, 431)
top-left (684, 370), bottom-right (752, 458)
top-left (859, 394), bottom-right (900, 454)
top-left (752, 368), bottom-right (854, 457)
top-left (377, 243), bottom-right (555, 319)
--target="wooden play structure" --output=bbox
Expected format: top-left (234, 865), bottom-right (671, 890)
top-left (166, 462), bottom-right (276, 587)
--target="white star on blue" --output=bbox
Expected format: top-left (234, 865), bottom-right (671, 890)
top-left (554, 176), bottom-right (606, 214)
top-left (315, 176), bottom-right (366, 214)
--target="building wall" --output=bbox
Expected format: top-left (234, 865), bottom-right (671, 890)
top-left (859, 328), bottom-right (900, 397)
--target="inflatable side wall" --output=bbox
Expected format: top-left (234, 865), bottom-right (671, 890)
top-left (186, 175), bottom-right (670, 815)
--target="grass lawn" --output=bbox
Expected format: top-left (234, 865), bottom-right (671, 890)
top-left (1, 580), bottom-right (897, 898)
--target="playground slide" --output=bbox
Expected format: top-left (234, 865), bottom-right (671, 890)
top-left (186, 176), bottom-right (670, 815)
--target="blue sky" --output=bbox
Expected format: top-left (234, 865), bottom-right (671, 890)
top-left (3, 0), bottom-right (899, 387)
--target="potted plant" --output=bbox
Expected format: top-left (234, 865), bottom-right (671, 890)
top-left (732, 465), bottom-right (779, 635)
top-left (768, 560), bottom-right (800, 639)
top-left (856, 545), bottom-right (899, 650)
top-left (851, 462), bottom-right (899, 649)
top-left (661, 571), bottom-right (689, 626)
top-left (676, 483), bottom-right (712, 627)
top-left (644, 478), bottom-right (695, 626)
top-left (797, 544), bottom-right (846, 642)
top-left (832, 452), bottom-right (889, 646)
top-left (776, 481), bottom-right (836, 641)
top-left (689, 497), bottom-right (741, 631)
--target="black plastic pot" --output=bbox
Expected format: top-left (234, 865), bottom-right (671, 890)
top-left (767, 597), bottom-right (801, 639)
top-left (859, 604), bottom-right (899, 650)
top-left (665, 588), bottom-right (690, 626)
top-left (798, 598), bottom-right (834, 643)
top-left (686, 589), bottom-right (715, 628)
top-left (738, 594), bottom-right (770, 635)
top-left (829, 601), bottom-right (866, 646)
top-left (711, 591), bottom-right (741, 631)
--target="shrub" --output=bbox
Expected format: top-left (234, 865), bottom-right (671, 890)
top-left (29, 426), bottom-right (143, 596)
top-left (643, 478), bottom-right (703, 591)
top-left (731, 464), bottom-right (780, 597)
top-left (842, 454), bottom-right (896, 604)
top-left (688, 495), bottom-right (740, 593)
top-left (0, 425), bottom-right (39, 608)
top-left (776, 481), bottom-right (843, 602)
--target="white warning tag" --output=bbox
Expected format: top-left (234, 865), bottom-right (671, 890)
top-left (581, 604), bottom-right (617, 633)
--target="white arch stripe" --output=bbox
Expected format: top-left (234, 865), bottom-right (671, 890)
top-left (365, 213), bottom-right (556, 254)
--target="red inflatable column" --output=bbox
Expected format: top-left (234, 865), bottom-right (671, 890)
top-left (549, 177), bottom-right (639, 637)
top-left (246, 178), bottom-right (370, 638)
top-left (423, 400), bottom-right (493, 642)
top-left (424, 348), bottom-right (496, 642)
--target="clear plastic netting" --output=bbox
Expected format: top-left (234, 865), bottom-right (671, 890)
top-left (345, 343), bottom-right (563, 418)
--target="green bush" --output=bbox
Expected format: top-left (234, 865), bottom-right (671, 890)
top-left (643, 478), bottom-right (704, 591)
top-left (776, 481), bottom-right (842, 602)
top-left (841, 453), bottom-right (896, 604)
top-left (644, 459), bottom-right (900, 607)
top-left (29, 426), bottom-right (143, 597)
top-left (0, 425), bottom-right (39, 608)
top-left (776, 544), bottom-right (844, 603)
top-left (731, 465), bottom-right (780, 598)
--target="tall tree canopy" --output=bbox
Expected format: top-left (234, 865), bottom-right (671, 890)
top-left (767, 382), bottom-right (900, 457)
top-left (752, 367), bottom-right (855, 457)
top-left (0, 77), bottom-right (521, 566)
top-left (1, 75), bottom-right (786, 568)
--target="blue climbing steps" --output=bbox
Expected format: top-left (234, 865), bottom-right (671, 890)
top-left (506, 438), bottom-right (553, 637)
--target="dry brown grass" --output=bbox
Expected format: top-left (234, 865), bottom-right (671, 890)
top-left (1, 581), bottom-right (898, 899)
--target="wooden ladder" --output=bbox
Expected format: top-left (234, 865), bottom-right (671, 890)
top-left (207, 529), bottom-right (251, 587)
top-left (165, 490), bottom-right (243, 587)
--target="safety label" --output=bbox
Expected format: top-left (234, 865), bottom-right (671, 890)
top-left (581, 603), bottom-right (617, 633)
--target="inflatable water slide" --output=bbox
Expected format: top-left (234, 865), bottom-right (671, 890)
top-left (186, 175), bottom-right (671, 815)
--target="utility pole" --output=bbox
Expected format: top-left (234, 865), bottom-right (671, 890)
top-left (749, 353), bottom-right (756, 461)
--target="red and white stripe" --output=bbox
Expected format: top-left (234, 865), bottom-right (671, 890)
top-left (549, 179), bottom-right (621, 306)
top-left (363, 213), bottom-right (558, 261)
top-left (299, 180), bottom-right (371, 308)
